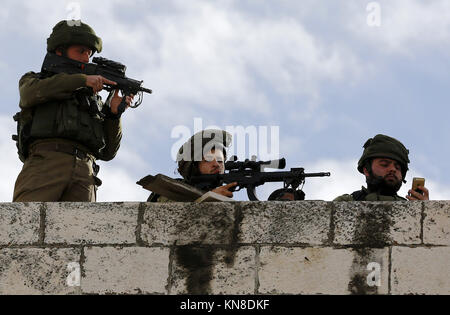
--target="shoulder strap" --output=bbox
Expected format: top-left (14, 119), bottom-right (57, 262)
top-left (351, 190), bottom-right (368, 201)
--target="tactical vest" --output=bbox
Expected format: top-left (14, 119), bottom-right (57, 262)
top-left (13, 89), bottom-right (106, 162)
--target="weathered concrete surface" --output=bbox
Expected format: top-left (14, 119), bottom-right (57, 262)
top-left (0, 201), bottom-right (448, 295)
top-left (141, 202), bottom-right (235, 246)
top-left (0, 248), bottom-right (81, 295)
top-left (239, 202), bottom-right (331, 245)
top-left (0, 203), bottom-right (41, 245)
top-left (82, 247), bottom-right (170, 294)
top-left (333, 202), bottom-right (422, 245)
top-left (258, 247), bottom-right (389, 295)
top-left (171, 246), bottom-right (256, 295)
top-left (391, 247), bottom-right (450, 294)
top-left (423, 202), bottom-right (450, 245)
top-left (45, 203), bottom-right (139, 245)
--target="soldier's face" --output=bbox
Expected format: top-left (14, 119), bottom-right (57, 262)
top-left (198, 149), bottom-right (225, 175)
top-left (59, 45), bottom-right (93, 63)
top-left (364, 158), bottom-right (403, 184)
top-left (278, 192), bottom-right (295, 201)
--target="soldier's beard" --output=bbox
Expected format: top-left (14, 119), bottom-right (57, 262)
top-left (366, 173), bottom-right (402, 196)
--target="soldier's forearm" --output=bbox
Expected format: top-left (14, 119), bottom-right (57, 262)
top-left (19, 73), bottom-right (87, 108)
top-left (98, 118), bottom-right (122, 161)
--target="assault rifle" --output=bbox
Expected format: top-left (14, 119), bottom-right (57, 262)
top-left (190, 156), bottom-right (331, 201)
top-left (41, 52), bottom-right (152, 114)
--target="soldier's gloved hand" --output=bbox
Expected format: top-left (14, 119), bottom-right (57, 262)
top-left (406, 185), bottom-right (429, 201)
top-left (212, 182), bottom-right (238, 198)
top-left (110, 90), bottom-right (134, 115)
top-left (86, 75), bottom-right (117, 93)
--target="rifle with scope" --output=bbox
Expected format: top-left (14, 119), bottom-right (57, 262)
top-left (41, 52), bottom-right (152, 114)
top-left (190, 156), bottom-right (331, 201)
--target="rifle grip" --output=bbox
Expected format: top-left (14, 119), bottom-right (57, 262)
top-left (246, 185), bottom-right (258, 201)
top-left (117, 96), bottom-right (127, 115)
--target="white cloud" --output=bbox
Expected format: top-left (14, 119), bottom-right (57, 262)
top-left (348, 0), bottom-right (450, 54)
top-left (2, 0), bottom-right (367, 136)
top-left (302, 159), bottom-right (365, 201)
top-left (0, 115), bottom-right (23, 202)
top-left (0, 1), bottom-right (64, 37)
top-left (96, 166), bottom-right (149, 202)
top-left (86, 1), bottom-right (364, 126)
top-left (102, 144), bottom-right (151, 176)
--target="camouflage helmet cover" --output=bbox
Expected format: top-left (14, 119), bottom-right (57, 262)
top-left (177, 129), bottom-right (232, 180)
top-left (47, 20), bottom-right (102, 53)
top-left (357, 134), bottom-right (410, 177)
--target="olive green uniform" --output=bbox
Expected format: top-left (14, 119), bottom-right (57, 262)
top-left (13, 72), bottom-right (122, 202)
top-left (333, 187), bottom-right (406, 201)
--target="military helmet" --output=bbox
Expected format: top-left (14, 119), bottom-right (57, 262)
top-left (268, 188), bottom-right (305, 201)
top-left (47, 20), bottom-right (102, 53)
top-left (177, 129), bottom-right (232, 180)
top-left (357, 134), bottom-right (410, 178)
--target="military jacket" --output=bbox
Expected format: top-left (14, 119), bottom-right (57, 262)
top-left (333, 186), bottom-right (407, 201)
top-left (18, 71), bottom-right (122, 161)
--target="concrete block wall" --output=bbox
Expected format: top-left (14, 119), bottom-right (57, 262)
top-left (0, 201), bottom-right (448, 295)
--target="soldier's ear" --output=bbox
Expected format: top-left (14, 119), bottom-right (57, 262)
top-left (363, 167), bottom-right (370, 177)
top-left (55, 46), bottom-right (68, 57)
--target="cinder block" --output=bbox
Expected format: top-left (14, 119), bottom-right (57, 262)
top-left (391, 247), bottom-right (450, 294)
top-left (171, 246), bottom-right (256, 295)
top-left (141, 203), bottom-right (235, 246)
top-left (333, 202), bottom-right (421, 246)
top-left (240, 201), bottom-right (331, 245)
top-left (423, 202), bottom-right (450, 245)
top-left (258, 247), bottom-right (389, 295)
top-left (82, 247), bottom-right (170, 294)
top-left (0, 248), bottom-right (81, 295)
top-left (45, 203), bottom-right (139, 245)
top-left (0, 203), bottom-right (41, 245)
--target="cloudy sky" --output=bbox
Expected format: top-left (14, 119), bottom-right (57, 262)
top-left (0, 0), bottom-right (449, 202)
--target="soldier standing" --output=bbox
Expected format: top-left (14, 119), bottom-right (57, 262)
top-left (334, 134), bottom-right (429, 201)
top-left (13, 20), bottom-right (133, 202)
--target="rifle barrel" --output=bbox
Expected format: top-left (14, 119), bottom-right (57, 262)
top-left (141, 87), bottom-right (153, 94)
top-left (304, 172), bottom-right (331, 177)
